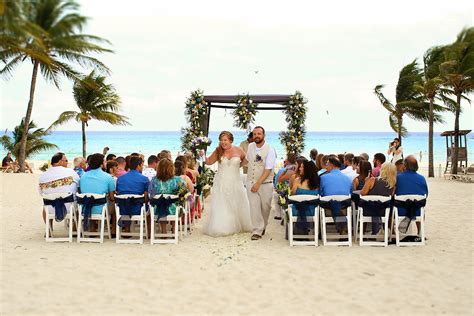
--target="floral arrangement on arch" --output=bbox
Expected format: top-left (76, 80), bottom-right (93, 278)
top-left (233, 94), bottom-right (258, 131)
top-left (279, 91), bottom-right (308, 156)
top-left (181, 90), bottom-right (208, 152)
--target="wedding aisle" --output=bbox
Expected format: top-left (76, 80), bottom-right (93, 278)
top-left (0, 173), bottom-right (472, 315)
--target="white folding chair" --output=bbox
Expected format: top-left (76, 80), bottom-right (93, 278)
top-left (393, 194), bottom-right (426, 246)
top-left (286, 195), bottom-right (319, 247)
top-left (351, 191), bottom-right (361, 238)
top-left (150, 194), bottom-right (180, 244)
top-left (319, 195), bottom-right (352, 246)
top-left (115, 194), bottom-right (148, 244)
top-left (42, 192), bottom-right (76, 243)
top-left (76, 193), bottom-right (111, 243)
top-left (357, 195), bottom-right (392, 247)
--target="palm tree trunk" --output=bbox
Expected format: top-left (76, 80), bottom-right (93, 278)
top-left (18, 60), bottom-right (39, 172)
top-left (451, 93), bottom-right (461, 174)
top-left (397, 116), bottom-right (403, 144)
top-left (82, 121), bottom-right (87, 158)
top-left (428, 97), bottom-right (434, 177)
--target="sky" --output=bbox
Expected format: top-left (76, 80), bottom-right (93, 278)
top-left (1, 0), bottom-right (473, 133)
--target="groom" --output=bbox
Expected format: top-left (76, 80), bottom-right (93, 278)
top-left (244, 126), bottom-right (276, 240)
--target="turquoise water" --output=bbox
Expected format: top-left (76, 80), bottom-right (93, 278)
top-left (1, 130), bottom-right (472, 163)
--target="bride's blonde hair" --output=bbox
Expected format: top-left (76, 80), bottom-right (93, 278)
top-left (216, 131), bottom-right (234, 162)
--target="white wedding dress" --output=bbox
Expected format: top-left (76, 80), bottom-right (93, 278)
top-left (203, 156), bottom-right (252, 237)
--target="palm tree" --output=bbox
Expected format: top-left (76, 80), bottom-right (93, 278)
top-left (0, 118), bottom-right (58, 160)
top-left (51, 71), bottom-right (129, 157)
top-left (415, 46), bottom-right (451, 177)
top-left (0, 0), bottom-right (112, 172)
top-left (374, 60), bottom-right (443, 143)
top-left (439, 27), bottom-right (474, 174)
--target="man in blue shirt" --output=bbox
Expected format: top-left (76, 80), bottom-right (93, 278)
top-left (79, 153), bottom-right (115, 231)
top-left (116, 156), bottom-right (149, 215)
top-left (395, 155), bottom-right (428, 235)
top-left (320, 156), bottom-right (352, 233)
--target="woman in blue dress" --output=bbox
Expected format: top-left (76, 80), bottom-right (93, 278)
top-left (290, 160), bottom-right (320, 232)
top-left (149, 158), bottom-right (185, 234)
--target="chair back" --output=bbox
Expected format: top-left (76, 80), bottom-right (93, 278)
top-left (76, 193), bottom-right (106, 199)
top-left (320, 195), bottom-right (351, 202)
top-left (42, 192), bottom-right (74, 200)
top-left (394, 194), bottom-right (426, 202)
top-left (288, 194), bottom-right (319, 203)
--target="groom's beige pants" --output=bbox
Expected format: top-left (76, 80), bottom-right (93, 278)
top-left (246, 182), bottom-right (273, 236)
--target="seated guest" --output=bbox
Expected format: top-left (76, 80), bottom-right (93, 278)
top-left (353, 160), bottom-right (372, 191)
top-left (360, 162), bottom-right (397, 234)
top-left (73, 157), bottom-right (86, 177)
top-left (273, 153), bottom-right (297, 219)
top-left (158, 150), bottom-right (172, 161)
top-left (317, 155), bottom-right (329, 176)
top-left (338, 154), bottom-right (346, 170)
top-left (143, 155), bottom-right (158, 181)
top-left (176, 155), bottom-right (197, 184)
top-left (279, 156), bottom-right (306, 189)
top-left (320, 156), bottom-right (352, 196)
top-left (395, 156), bottom-right (428, 235)
top-left (39, 152), bottom-right (80, 223)
top-left (309, 148), bottom-right (318, 165)
top-left (320, 156), bottom-right (352, 233)
top-left (371, 153), bottom-right (386, 177)
top-left (106, 153), bottom-right (116, 161)
top-left (79, 153), bottom-right (115, 221)
top-left (115, 156), bottom-right (127, 177)
top-left (290, 160), bottom-right (320, 216)
top-left (360, 153), bottom-right (369, 161)
top-left (174, 160), bottom-right (194, 192)
top-left (341, 153), bottom-right (358, 180)
top-left (116, 156), bottom-right (149, 233)
top-left (184, 152), bottom-right (200, 181)
top-left (395, 159), bottom-right (405, 174)
top-left (315, 153), bottom-right (324, 171)
top-left (105, 160), bottom-right (118, 189)
top-left (149, 158), bottom-right (186, 234)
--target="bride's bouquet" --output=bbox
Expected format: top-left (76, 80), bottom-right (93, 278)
top-left (191, 135), bottom-right (212, 158)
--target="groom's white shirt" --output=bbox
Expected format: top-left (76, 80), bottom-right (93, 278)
top-left (245, 142), bottom-right (277, 175)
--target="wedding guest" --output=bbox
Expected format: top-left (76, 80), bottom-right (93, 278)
top-left (239, 132), bottom-right (254, 174)
top-left (39, 152), bottom-right (80, 223)
top-left (106, 153), bottom-right (116, 161)
top-left (184, 152), bottom-right (200, 180)
top-left (176, 155), bottom-right (197, 184)
top-left (116, 156), bottom-right (149, 216)
top-left (315, 153), bottom-right (324, 171)
top-left (149, 158), bottom-right (185, 234)
top-left (273, 153), bottom-right (297, 220)
top-left (174, 160), bottom-right (194, 192)
top-left (290, 160), bottom-right (320, 214)
top-left (73, 157), bottom-right (86, 177)
top-left (341, 153), bottom-right (358, 180)
top-left (105, 160), bottom-right (118, 184)
top-left (143, 155), bottom-right (158, 181)
top-left (395, 159), bottom-right (405, 174)
top-left (79, 153), bottom-right (115, 219)
top-left (371, 153), bottom-right (386, 177)
top-left (115, 156), bottom-right (127, 177)
top-left (360, 153), bottom-right (370, 161)
top-left (279, 156), bottom-right (306, 189)
top-left (360, 162), bottom-right (397, 234)
top-left (353, 160), bottom-right (372, 191)
top-left (309, 148), bottom-right (318, 165)
top-left (388, 138), bottom-right (404, 163)
top-left (158, 150), bottom-right (172, 161)
top-left (317, 155), bottom-right (329, 176)
top-left (395, 156), bottom-right (428, 235)
top-left (338, 154), bottom-right (346, 170)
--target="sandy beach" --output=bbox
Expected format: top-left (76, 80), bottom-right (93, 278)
top-left (0, 173), bottom-right (472, 315)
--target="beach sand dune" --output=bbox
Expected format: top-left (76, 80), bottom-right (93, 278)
top-left (0, 174), bottom-right (472, 315)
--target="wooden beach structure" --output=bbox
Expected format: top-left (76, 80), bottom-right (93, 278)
top-left (440, 129), bottom-right (471, 174)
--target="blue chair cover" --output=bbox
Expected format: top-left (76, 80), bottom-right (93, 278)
top-left (76, 195), bottom-right (107, 231)
top-left (150, 195), bottom-right (179, 220)
top-left (43, 194), bottom-right (75, 222)
top-left (394, 198), bottom-right (426, 220)
top-left (116, 196), bottom-right (146, 227)
top-left (319, 198), bottom-right (352, 222)
top-left (351, 193), bottom-right (361, 209)
top-left (358, 198), bottom-right (392, 214)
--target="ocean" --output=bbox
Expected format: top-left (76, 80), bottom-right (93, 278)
top-left (1, 130), bottom-right (472, 165)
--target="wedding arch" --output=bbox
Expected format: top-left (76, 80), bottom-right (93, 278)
top-left (181, 90), bottom-right (309, 156)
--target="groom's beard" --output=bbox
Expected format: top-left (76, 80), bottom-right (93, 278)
top-left (254, 137), bottom-right (264, 144)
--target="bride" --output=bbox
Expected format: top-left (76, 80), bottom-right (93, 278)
top-left (201, 131), bottom-right (252, 237)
